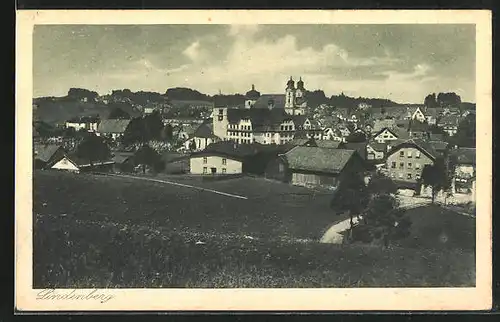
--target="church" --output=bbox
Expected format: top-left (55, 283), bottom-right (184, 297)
top-left (212, 77), bottom-right (322, 145)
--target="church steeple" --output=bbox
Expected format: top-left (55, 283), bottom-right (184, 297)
top-left (286, 76), bottom-right (295, 90)
top-left (297, 77), bottom-right (304, 90)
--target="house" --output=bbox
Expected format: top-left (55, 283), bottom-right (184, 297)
top-left (50, 154), bottom-right (114, 173)
top-left (65, 115), bottom-right (99, 132)
top-left (424, 108), bottom-right (444, 125)
top-left (408, 120), bottom-right (430, 139)
top-left (333, 108), bottom-right (349, 121)
top-left (366, 142), bottom-right (388, 161)
top-left (408, 106), bottom-right (426, 123)
top-left (450, 147), bottom-right (475, 194)
top-left (96, 119), bottom-right (131, 140)
top-left (428, 140), bottom-right (449, 157)
top-left (111, 151), bottom-right (136, 173)
top-left (338, 125), bottom-right (351, 138)
top-left (385, 139), bottom-right (438, 186)
top-left (33, 144), bottom-right (66, 169)
top-left (372, 118), bottom-right (396, 133)
top-left (189, 141), bottom-right (272, 175)
top-left (183, 122), bottom-right (221, 152)
top-left (288, 137), bottom-right (317, 147)
top-left (437, 115), bottom-right (460, 136)
top-left (265, 146), bottom-right (365, 189)
top-left (372, 127), bottom-right (400, 144)
top-left (175, 124), bottom-right (197, 142)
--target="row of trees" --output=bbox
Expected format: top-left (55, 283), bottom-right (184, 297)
top-left (424, 92), bottom-right (462, 109)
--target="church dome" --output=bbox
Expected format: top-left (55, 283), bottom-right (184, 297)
top-left (286, 76), bottom-right (295, 89)
top-left (245, 84), bottom-right (261, 100)
top-left (297, 77), bottom-right (304, 90)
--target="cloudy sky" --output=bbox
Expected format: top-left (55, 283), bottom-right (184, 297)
top-left (33, 24), bottom-right (476, 103)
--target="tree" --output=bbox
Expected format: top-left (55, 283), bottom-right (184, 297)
top-left (189, 139), bottom-right (197, 151)
top-left (108, 107), bottom-right (131, 119)
top-left (162, 124), bottom-right (174, 142)
top-left (121, 117), bottom-right (146, 146)
top-left (143, 111), bottom-right (164, 142)
top-left (366, 172), bottom-right (398, 196)
top-left (75, 134), bottom-right (111, 166)
top-left (424, 93), bottom-right (437, 109)
top-left (420, 157), bottom-right (450, 203)
top-left (437, 92), bottom-right (461, 108)
top-left (449, 114), bottom-right (475, 148)
top-left (134, 144), bottom-right (162, 174)
top-left (355, 194), bottom-right (411, 247)
top-left (330, 172), bottom-right (370, 237)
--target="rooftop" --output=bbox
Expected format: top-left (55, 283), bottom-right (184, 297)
top-left (284, 146), bottom-right (357, 174)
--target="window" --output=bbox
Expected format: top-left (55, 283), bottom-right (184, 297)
top-left (203, 157), bottom-right (207, 164)
top-left (390, 173), bottom-right (395, 178)
top-left (203, 167), bottom-right (207, 174)
top-left (416, 151), bottom-right (421, 158)
top-left (415, 163), bottom-right (420, 170)
top-left (416, 174), bottom-right (421, 180)
top-left (400, 151), bottom-right (405, 157)
top-left (407, 151), bottom-right (412, 158)
top-left (222, 168), bottom-right (226, 174)
top-left (222, 158), bottom-right (227, 165)
top-left (391, 161), bottom-right (396, 169)
top-left (407, 173), bottom-right (412, 179)
top-left (398, 173), bottom-right (403, 179)
top-left (408, 162), bottom-right (412, 169)
top-left (399, 162), bottom-right (404, 169)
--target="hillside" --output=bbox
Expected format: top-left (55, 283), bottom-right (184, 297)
top-left (33, 97), bottom-right (112, 125)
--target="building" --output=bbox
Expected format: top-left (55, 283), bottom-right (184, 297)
top-left (385, 139), bottom-right (437, 186)
top-left (50, 155), bottom-right (114, 173)
top-left (189, 141), bottom-right (269, 175)
top-left (265, 146), bottom-right (365, 189)
top-left (111, 151), bottom-right (135, 173)
top-left (65, 115), bottom-right (99, 132)
top-left (410, 106), bottom-right (427, 122)
top-left (372, 127), bottom-right (400, 144)
top-left (183, 121), bottom-right (221, 152)
top-left (338, 142), bottom-right (368, 160)
top-left (33, 144), bottom-right (66, 169)
top-left (96, 119), bottom-right (131, 140)
top-left (284, 77), bottom-right (307, 116)
top-left (408, 120), bottom-right (430, 139)
top-left (437, 115), bottom-right (460, 136)
top-left (244, 84), bottom-right (261, 109)
top-left (450, 147), bottom-right (476, 194)
top-left (366, 142), bottom-right (387, 161)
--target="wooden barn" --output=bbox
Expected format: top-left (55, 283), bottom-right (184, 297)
top-left (265, 146), bottom-right (365, 189)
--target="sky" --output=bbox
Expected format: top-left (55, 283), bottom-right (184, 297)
top-left (33, 24), bottom-right (476, 103)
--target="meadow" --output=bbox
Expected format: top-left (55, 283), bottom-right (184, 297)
top-left (33, 171), bottom-right (476, 288)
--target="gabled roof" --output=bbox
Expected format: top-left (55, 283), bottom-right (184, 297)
top-left (428, 140), bottom-right (449, 152)
top-left (451, 147), bottom-right (475, 165)
top-left (190, 141), bottom-right (270, 160)
top-left (315, 140), bottom-right (341, 149)
top-left (252, 94), bottom-right (286, 109)
top-left (111, 151), bottom-right (135, 164)
top-left (97, 119), bottom-right (131, 134)
top-left (386, 138), bottom-right (439, 161)
top-left (33, 144), bottom-right (64, 163)
top-left (373, 127), bottom-right (398, 139)
top-left (192, 123), bottom-right (218, 139)
top-left (367, 141), bottom-right (388, 152)
top-left (284, 147), bottom-right (358, 174)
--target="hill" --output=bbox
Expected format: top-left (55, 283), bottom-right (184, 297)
top-left (33, 97), bottom-right (112, 125)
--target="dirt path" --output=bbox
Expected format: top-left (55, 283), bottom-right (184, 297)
top-left (103, 173), bottom-right (249, 200)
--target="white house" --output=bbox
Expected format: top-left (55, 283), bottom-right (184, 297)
top-left (372, 127), bottom-right (399, 144)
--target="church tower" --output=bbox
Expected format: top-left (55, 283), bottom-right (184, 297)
top-left (285, 76), bottom-right (295, 114)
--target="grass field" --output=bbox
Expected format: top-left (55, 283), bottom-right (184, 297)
top-left (33, 170), bottom-right (476, 288)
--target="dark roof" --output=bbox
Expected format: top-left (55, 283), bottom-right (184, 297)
top-left (451, 147), bottom-right (475, 165)
top-left (111, 152), bottom-right (135, 164)
top-left (293, 130), bottom-right (309, 139)
top-left (33, 144), bottom-right (64, 163)
top-left (409, 120), bottom-right (430, 132)
top-left (386, 138), bottom-right (439, 161)
top-left (288, 138), bottom-right (316, 147)
top-left (284, 147), bottom-right (357, 174)
top-left (429, 133), bottom-right (445, 141)
top-left (339, 142), bottom-right (367, 159)
top-left (252, 94), bottom-right (286, 109)
top-left (192, 123), bottom-right (218, 139)
top-left (245, 85), bottom-right (261, 100)
top-left (424, 108), bottom-right (445, 118)
top-left (191, 141), bottom-right (272, 160)
top-left (227, 108), bottom-right (302, 132)
top-left (97, 119), bottom-right (131, 133)
top-left (428, 140), bottom-right (449, 152)
top-left (367, 142), bottom-right (387, 152)
top-left (315, 140), bottom-right (341, 149)
top-left (61, 153), bottom-right (115, 167)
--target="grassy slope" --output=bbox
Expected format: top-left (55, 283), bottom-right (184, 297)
top-left (34, 99), bottom-right (112, 125)
top-left (33, 171), bottom-right (476, 288)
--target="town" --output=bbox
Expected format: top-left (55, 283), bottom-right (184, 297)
top-left (33, 77), bottom-right (476, 288)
